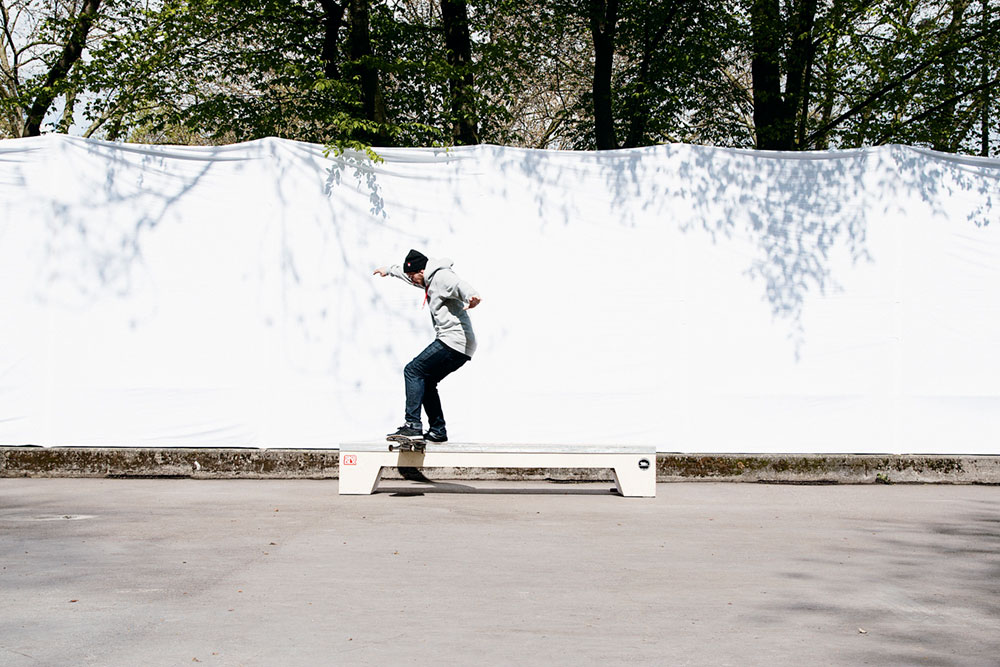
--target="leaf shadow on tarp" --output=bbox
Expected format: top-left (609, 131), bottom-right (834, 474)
top-left (489, 142), bottom-right (998, 358)
top-left (678, 145), bottom-right (997, 355)
top-left (678, 147), bottom-right (880, 356)
top-left (487, 144), bottom-right (880, 357)
top-left (37, 137), bottom-right (229, 314)
top-left (897, 146), bottom-right (999, 229)
top-left (21, 136), bottom-right (998, 406)
top-left (20, 135), bottom-right (425, 416)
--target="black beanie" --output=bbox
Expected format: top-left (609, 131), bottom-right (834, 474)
top-left (404, 249), bottom-right (428, 273)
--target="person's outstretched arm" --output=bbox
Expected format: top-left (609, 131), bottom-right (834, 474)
top-left (373, 265), bottom-right (418, 286)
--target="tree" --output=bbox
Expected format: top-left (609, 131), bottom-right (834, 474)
top-left (72, 0), bottom-right (402, 146)
top-left (0, 0), bottom-right (111, 138)
top-left (534, 0), bottom-right (739, 150)
top-left (469, 0), bottom-right (591, 148)
top-left (743, 0), bottom-right (1000, 151)
top-left (3, 0), bottom-right (996, 157)
top-left (21, 0), bottom-right (101, 136)
top-left (614, 0), bottom-right (739, 148)
top-left (76, 0), bottom-right (479, 148)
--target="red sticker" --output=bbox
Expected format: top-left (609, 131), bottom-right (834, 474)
top-left (343, 454), bottom-right (357, 466)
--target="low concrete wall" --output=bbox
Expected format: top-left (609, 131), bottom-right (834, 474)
top-left (2, 447), bottom-right (999, 484)
top-left (655, 454), bottom-right (1000, 484)
top-left (0, 448), bottom-right (340, 479)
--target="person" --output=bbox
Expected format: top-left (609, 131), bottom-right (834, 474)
top-left (374, 249), bottom-right (482, 443)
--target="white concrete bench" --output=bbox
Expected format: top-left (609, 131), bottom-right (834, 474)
top-left (338, 443), bottom-right (656, 497)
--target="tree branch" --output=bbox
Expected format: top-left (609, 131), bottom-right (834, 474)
top-left (535, 107), bottom-right (569, 148)
top-left (804, 24), bottom-right (996, 146)
top-left (874, 75), bottom-right (1000, 145)
top-left (0, 1), bottom-right (19, 85)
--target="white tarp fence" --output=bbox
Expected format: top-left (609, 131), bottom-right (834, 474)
top-left (1, 134), bottom-right (998, 452)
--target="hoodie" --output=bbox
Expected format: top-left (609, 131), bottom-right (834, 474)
top-left (389, 257), bottom-right (480, 357)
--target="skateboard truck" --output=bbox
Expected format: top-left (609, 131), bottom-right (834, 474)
top-left (386, 435), bottom-right (426, 452)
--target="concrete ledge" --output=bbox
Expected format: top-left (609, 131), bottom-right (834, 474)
top-left (2, 447), bottom-right (999, 483)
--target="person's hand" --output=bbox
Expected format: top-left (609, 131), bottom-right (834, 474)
top-left (373, 267), bottom-right (388, 277)
top-left (465, 296), bottom-right (482, 310)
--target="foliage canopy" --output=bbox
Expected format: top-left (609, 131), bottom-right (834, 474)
top-left (0, 0), bottom-right (996, 155)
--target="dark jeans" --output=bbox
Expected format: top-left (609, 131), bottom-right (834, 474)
top-left (403, 340), bottom-right (470, 435)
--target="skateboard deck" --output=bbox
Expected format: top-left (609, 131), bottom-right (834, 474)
top-left (386, 434), bottom-right (426, 452)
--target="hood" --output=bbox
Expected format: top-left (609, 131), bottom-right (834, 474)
top-left (424, 257), bottom-right (454, 283)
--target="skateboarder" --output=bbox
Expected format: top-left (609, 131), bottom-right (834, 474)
top-left (374, 249), bottom-right (482, 444)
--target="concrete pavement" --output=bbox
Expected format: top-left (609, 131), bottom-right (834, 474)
top-left (1, 479), bottom-right (998, 666)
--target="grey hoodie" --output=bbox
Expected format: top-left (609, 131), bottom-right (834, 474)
top-left (389, 257), bottom-right (480, 357)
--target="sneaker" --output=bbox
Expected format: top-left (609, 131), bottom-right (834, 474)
top-left (387, 425), bottom-right (423, 440)
top-left (424, 431), bottom-right (448, 443)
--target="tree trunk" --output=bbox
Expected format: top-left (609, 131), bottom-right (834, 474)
top-left (319, 0), bottom-right (346, 80)
top-left (750, 0), bottom-right (787, 149)
top-left (983, 0), bottom-right (992, 156)
top-left (785, 0), bottom-right (818, 146)
top-left (21, 0), bottom-right (102, 137)
top-left (589, 0), bottom-right (619, 150)
top-left (57, 90), bottom-right (77, 133)
top-left (349, 0), bottom-right (378, 127)
top-left (441, 0), bottom-right (478, 145)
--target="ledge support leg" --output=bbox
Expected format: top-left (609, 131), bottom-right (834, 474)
top-left (611, 457), bottom-right (656, 497)
top-left (339, 454), bottom-right (385, 495)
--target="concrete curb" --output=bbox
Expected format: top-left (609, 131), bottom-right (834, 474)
top-left (2, 447), bottom-right (999, 484)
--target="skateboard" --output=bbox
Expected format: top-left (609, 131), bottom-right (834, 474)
top-left (386, 434), bottom-right (426, 452)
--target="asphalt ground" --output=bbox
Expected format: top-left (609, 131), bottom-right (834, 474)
top-left (1, 479), bottom-right (998, 666)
